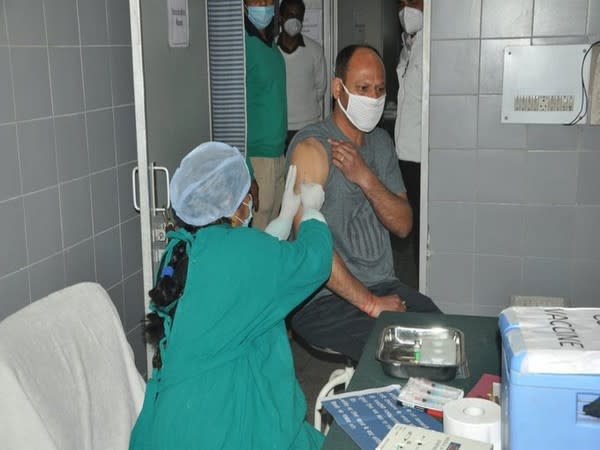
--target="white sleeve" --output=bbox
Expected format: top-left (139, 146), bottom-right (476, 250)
top-left (313, 42), bottom-right (327, 101)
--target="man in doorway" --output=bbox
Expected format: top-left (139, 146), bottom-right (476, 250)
top-left (395, 0), bottom-right (424, 276)
top-left (287, 45), bottom-right (440, 362)
top-left (277, 0), bottom-right (327, 151)
top-left (244, 0), bottom-right (287, 230)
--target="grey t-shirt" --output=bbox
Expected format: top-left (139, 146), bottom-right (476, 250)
top-left (287, 117), bottom-right (406, 298)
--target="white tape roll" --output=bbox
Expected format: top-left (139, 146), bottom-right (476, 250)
top-left (443, 398), bottom-right (501, 450)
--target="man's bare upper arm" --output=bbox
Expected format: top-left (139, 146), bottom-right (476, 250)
top-left (289, 137), bottom-right (329, 188)
top-left (289, 137), bottom-right (329, 231)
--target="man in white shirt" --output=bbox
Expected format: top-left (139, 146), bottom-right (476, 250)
top-left (395, 0), bottom-right (423, 277)
top-left (278, 0), bottom-right (327, 151)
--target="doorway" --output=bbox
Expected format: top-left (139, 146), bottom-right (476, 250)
top-left (129, 0), bottom-right (337, 373)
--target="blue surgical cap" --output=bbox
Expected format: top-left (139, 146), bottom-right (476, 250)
top-left (170, 142), bottom-right (251, 226)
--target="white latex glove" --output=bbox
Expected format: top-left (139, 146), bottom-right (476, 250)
top-left (300, 182), bottom-right (327, 224)
top-left (264, 165), bottom-right (301, 240)
top-left (279, 165), bottom-right (302, 220)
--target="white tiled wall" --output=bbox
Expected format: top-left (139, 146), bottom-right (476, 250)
top-left (0, 0), bottom-right (145, 372)
top-left (431, 0), bottom-right (481, 40)
top-left (428, 0), bottom-right (600, 314)
top-left (430, 40), bottom-right (480, 95)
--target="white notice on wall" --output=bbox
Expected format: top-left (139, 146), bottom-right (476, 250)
top-left (168, 0), bottom-right (189, 48)
top-left (353, 11), bottom-right (365, 44)
top-left (303, 9), bottom-right (322, 45)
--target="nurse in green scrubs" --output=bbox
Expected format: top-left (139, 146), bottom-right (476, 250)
top-left (130, 141), bottom-right (332, 450)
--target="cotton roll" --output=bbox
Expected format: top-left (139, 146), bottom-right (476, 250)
top-left (443, 398), bottom-right (501, 450)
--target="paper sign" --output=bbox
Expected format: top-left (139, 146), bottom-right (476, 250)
top-left (504, 307), bottom-right (600, 374)
top-left (353, 11), bottom-right (365, 43)
top-left (168, 0), bottom-right (189, 48)
top-left (303, 8), bottom-right (322, 45)
top-left (511, 307), bottom-right (600, 350)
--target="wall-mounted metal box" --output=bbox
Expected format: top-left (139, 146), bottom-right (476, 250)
top-left (501, 45), bottom-right (592, 124)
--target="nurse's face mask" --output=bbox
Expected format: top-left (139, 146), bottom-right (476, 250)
top-left (336, 81), bottom-right (386, 133)
top-left (233, 194), bottom-right (253, 227)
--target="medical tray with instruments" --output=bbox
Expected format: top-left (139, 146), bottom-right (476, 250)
top-left (375, 325), bottom-right (467, 381)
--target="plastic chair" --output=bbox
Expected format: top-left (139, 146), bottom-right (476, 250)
top-left (0, 282), bottom-right (145, 450)
top-left (311, 345), bottom-right (355, 435)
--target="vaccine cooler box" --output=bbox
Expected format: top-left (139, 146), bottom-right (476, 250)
top-left (499, 307), bottom-right (600, 449)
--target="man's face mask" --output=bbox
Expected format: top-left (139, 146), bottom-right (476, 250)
top-left (247, 5), bottom-right (275, 30)
top-left (337, 81), bottom-right (386, 133)
top-left (399, 6), bottom-right (423, 34)
top-left (283, 18), bottom-right (302, 37)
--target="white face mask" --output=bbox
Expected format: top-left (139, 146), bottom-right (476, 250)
top-left (283, 18), bottom-right (302, 37)
top-left (337, 82), bottom-right (386, 133)
top-left (234, 197), bottom-right (253, 227)
top-left (399, 7), bottom-right (423, 34)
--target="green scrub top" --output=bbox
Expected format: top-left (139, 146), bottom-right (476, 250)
top-left (130, 219), bottom-right (332, 450)
top-left (245, 31), bottom-right (287, 159)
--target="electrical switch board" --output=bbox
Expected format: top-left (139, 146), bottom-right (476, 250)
top-left (502, 45), bottom-right (592, 124)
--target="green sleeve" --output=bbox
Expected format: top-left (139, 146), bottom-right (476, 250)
top-left (226, 221), bottom-right (332, 337)
top-left (272, 219), bottom-right (333, 309)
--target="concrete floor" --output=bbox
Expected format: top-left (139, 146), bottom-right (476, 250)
top-left (291, 232), bottom-right (418, 425)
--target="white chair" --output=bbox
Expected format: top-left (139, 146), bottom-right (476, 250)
top-left (311, 346), bottom-right (355, 435)
top-left (0, 282), bottom-right (145, 450)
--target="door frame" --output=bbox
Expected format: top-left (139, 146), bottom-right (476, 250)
top-left (129, 0), bottom-right (341, 375)
top-left (129, 0), bottom-right (155, 374)
top-left (419, 0), bottom-right (431, 293)
top-left (323, 0), bottom-right (338, 115)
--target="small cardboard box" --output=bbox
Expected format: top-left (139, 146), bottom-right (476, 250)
top-left (499, 307), bottom-right (600, 450)
top-left (376, 423), bottom-right (491, 450)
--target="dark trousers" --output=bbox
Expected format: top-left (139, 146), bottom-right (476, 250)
top-left (291, 280), bottom-right (440, 362)
top-left (399, 160), bottom-right (421, 272)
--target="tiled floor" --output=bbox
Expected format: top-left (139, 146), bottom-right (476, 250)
top-left (291, 232), bottom-right (418, 425)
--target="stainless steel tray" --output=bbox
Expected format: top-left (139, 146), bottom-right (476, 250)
top-left (375, 325), bottom-right (466, 381)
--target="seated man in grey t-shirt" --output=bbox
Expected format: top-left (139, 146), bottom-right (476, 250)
top-left (287, 44), bottom-right (440, 362)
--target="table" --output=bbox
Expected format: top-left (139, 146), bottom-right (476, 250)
top-left (321, 311), bottom-right (501, 450)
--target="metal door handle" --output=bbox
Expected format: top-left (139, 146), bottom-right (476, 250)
top-left (153, 165), bottom-right (171, 213)
top-left (132, 166), bottom-right (140, 212)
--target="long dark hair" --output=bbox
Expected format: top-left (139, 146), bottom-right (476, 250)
top-left (144, 215), bottom-right (229, 369)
